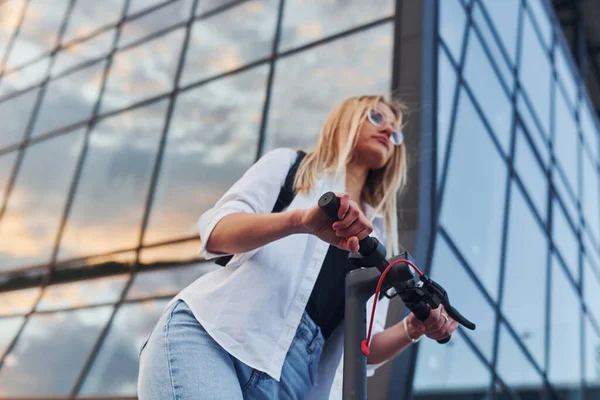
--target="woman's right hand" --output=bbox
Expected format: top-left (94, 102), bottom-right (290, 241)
top-left (297, 193), bottom-right (373, 253)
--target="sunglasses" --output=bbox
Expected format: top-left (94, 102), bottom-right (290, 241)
top-left (367, 109), bottom-right (404, 146)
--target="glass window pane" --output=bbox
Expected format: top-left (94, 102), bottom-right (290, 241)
top-left (57, 101), bottom-right (168, 261)
top-left (100, 28), bottom-right (184, 113)
top-left (127, 262), bottom-right (216, 300)
top-left (584, 231), bottom-right (600, 278)
top-left (438, 0), bottom-right (467, 63)
top-left (463, 29), bottom-right (512, 155)
top-left (0, 88), bottom-right (40, 149)
top-left (553, 167), bottom-right (579, 224)
top-left (549, 255), bottom-right (582, 395)
top-left (526, 0), bottom-right (552, 48)
top-left (580, 100), bottom-right (599, 162)
top-left (471, 2), bottom-right (513, 89)
top-left (496, 324), bottom-right (544, 392)
top-left (52, 28), bottom-right (116, 77)
top-left (0, 306), bottom-right (113, 396)
top-left (0, 130), bottom-right (85, 272)
top-left (412, 331), bottom-right (491, 396)
top-left (196, 0), bottom-right (240, 15)
top-left (0, 57), bottom-right (50, 96)
top-left (430, 235), bottom-right (496, 361)
top-left (439, 91), bottom-right (507, 300)
top-left (584, 317), bottom-right (600, 389)
top-left (118, 0), bottom-right (193, 48)
top-left (0, 0), bottom-right (26, 64)
top-left (437, 46), bottom-right (458, 185)
top-left (279, 0), bottom-right (393, 52)
top-left (478, 0), bottom-right (520, 65)
top-left (5, 0), bottom-right (70, 68)
top-left (58, 250), bottom-right (137, 271)
top-left (180, 0), bottom-right (277, 87)
top-left (78, 299), bottom-right (168, 396)
top-left (128, 0), bottom-right (168, 16)
top-left (139, 240), bottom-right (203, 265)
top-left (502, 184), bottom-right (548, 368)
top-left (31, 60), bottom-right (107, 138)
top-left (0, 316), bottom-right (25, 356)
top-left (554, 85), bottom-right (579, 197)
top-left (517, 92), bottom-right (550, 167)
top-left (62, 0), bottom-right (125, 44)
top-left (36, 274), bottom-right (129, 311)
top-left (583, 151), bottom-right (600, 244)
top-left (144, 67), bottom-right (268, 244)
top-left (265, 24), bottom-right (393, 151)
top-left (555, 45), bottom-right (578, 110)
top-left (0, 152), bottom-right (17, 207)
top-left (552, 199), bottom-right (579, 281)
top-left (514, 125), bottom-right (548, 219)
top-left (584, 257), bottom-right (600, 328)
top-left (519, 12), bottom-right (551, 136)
top-left (0, 287), bottom-right (40, 316)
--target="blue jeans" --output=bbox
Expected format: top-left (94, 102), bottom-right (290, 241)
top-left (138, 300), bottom-right (325, 399)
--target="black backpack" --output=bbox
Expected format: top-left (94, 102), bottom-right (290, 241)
top-left (214, 150), bottom-right (307, 267)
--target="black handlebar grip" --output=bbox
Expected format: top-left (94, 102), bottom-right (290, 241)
top-left (318, 192), bottom-right (375, 251)
top-left (411, 302), bottom-right (451, 345)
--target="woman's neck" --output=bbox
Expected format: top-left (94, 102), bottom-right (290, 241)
top-left (345, 161), bottom-right (369, 205)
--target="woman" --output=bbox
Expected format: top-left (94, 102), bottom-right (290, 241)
top-left (138, 95), bottom-right (458, 399)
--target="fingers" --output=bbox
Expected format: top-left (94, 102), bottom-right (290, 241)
top-left (425, 310), bottom-right (458, 341)
top-left (335, 192), bottom-right (350, 221)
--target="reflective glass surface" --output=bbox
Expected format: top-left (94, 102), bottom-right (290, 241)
top-left (552, 199), bottom-right (580, 281)
top-left (553, 166), bottom-right (579, 224)
top-left (514, 125), bottom-right (548, 219)
top-left (519, 12), bottom-right (551, 137)
top-left (548, 254), bottom-right (582, 395)
top-left (118, 0), bottom-right (193, 48)
top-left (580, 100), bottom-right (599, 161)
top-left (429, 235), bottom-right (496, 361)
top-left (78, 300), bottom-right (168, 396)
top-left (439, 91), bottom-right (507, 300)
top-left (0, 287), bottom-right (40, 316)
top-left (31, 60), bottom-right (106, 137)
top-left (0, 1), bottom-right (26, 65)
top-left (138, 240), bottom-right (203, 265)
top-left (57, 101), bottom-right (168, 260)
top-left (526, 0), bottom-right (552, 48)
top-left (126, 262), bottom-right (216, 300)
top-left (36, 274), bottom-right (129, 311)
top-left (0, 316), bottom-right (24, 357)
top-left (584, 257), bottom-right (600, 327)
top-left (52, 28), bottom-right (116, 77)
top-left (496, 324), bottom-right (544, 391)
top-left (0, 306), bottom-right (113, 396)
top-left (478, 0), bottom-right (520, 65)
top-left (517, 92), bottom-right (550, 167)
top-left (0, 152), bottom-right (17, 207)
top-left (413, 331), bottom-right (491, 395)
top-left (436, 46), bottom-right (458, 185)
top-left (62, 0), bottom-right (125, 44)
top-left (100, 29), bottom-right (184, 112)
top-left (128, 0), bottom-right (169, 16)
top-left (553, 85), bottom-right (579, 197)
top-left (5, 0), bottom-right (70, 68)
top-left (463, 28), bottom-right (512, 155)
top-left (0, 57), bottom-right (50, 96)
top-left (180, 0), bottom-right (277, 86)
top-left (0, 88), bottom-right (39, 149)
top-left (195, 0), bottom-right (240, 15)
top-left (0, 130), bottom-right (84, 271)
top-left (144, 66), bottom-right (268, 244)
top-left (554, 44), bottom-right (578, 110)
top-left (438, 0), bottom-right (467, 63)
top-left (582, 150), bottom-right (600, 244)
top-left (266, 24), bottom-right (393, 151)
top-left (502, 183), bottom-right (548, 368)
top-left (279, 0), bottom-right (394, 52)
top-left (584, 317), bottom-right (600, 389)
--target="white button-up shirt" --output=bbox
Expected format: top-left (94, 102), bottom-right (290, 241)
top-left (170, 148), bottom-right (390, 399)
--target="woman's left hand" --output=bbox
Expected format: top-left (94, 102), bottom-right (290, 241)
top-left (405, 304), bottom-right (458, 342)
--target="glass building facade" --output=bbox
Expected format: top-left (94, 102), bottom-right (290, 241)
top-left (0, 0), bottom-right (597, 399)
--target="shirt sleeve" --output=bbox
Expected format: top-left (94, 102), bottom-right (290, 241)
top-left (197, 147), bottom-right (297, 267)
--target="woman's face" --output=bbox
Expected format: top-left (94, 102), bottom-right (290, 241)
top-left (353, 102), bottom-right (399, 170)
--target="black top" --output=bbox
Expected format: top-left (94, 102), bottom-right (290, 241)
top-left (305, 245), bottom-right (358, 340)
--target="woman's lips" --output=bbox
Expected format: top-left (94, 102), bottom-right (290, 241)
top-left (374, 136), bottom-right (389, 148)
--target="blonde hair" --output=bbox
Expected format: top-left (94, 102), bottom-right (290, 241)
top-left (294, 95), bottom-right (408, 256)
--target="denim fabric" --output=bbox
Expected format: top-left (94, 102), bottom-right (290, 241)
top-left (138, 300), bottom-right (324, 400)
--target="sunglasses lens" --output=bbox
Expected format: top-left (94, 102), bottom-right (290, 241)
top-left (391, 131), bottom-right (404, 146)
top-left (369, 110), bottom-right (384, 126)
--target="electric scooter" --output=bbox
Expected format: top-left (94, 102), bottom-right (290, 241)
top-left (318, 192), bottom-right (477, 400)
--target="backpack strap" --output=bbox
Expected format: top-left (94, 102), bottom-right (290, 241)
top-left (214, 150), bottom-right (307, 266)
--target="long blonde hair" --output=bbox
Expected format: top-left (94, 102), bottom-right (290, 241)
top-left (293, 95), bottom-right (408, 256)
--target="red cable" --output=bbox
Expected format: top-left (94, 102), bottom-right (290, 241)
top-left (361, 258), bottom-right (423, 357)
